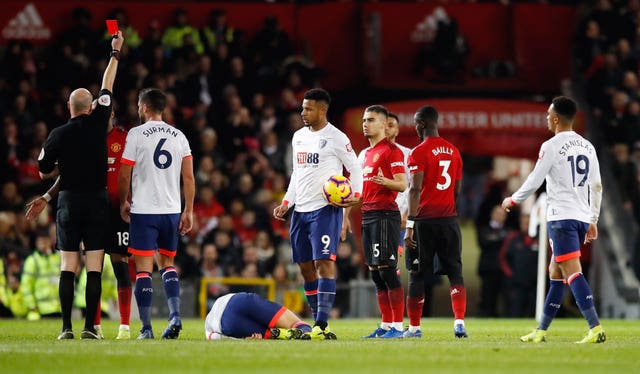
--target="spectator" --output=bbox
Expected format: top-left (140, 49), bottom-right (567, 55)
top-left (5, 273), bottom-right (27, 318)
top-left (20, 228), bottom-right (61, 320)
top-left (201, 9), bottom-right (236, 54)
top-left (576, 19), bottom-right (607, 73)
top-left (476, 205), bottom-right (508, 317)
top-left (499, 213), bottom-right (539, 318)
top-left (414, 7), bottom-right (468, 81)
top-left (182, 55), bottom-right (214, 108)
top-left (254, 230), bottom-right (277, 276)
top-left (612, 143), bottom-right (640, 223)
top-left (161, 8), bottom-right (204, 55)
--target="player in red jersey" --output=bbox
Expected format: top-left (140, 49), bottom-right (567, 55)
top-left (357, 105), bottom-right (407, 339)
top-left (26, 111), bottom-right (133, 339)
top-left (404, 105), bottom-right (467, 339)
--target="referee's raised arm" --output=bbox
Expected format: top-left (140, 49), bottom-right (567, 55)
top-left (102, 30), bottom-right (124, 92)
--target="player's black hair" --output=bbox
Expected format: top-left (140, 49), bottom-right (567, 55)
top-left (415, 105), bottom-right (439, 126)
top-left (365, 105), bottom-right (389, 118)
top-left (139, 88), bottom-right (167, 113)
top-left (304, 88), bottom-right (331, 106)
top-left (551, 96), bottom-right (577, 122)
top-left (388, 112), bottom-right (400, 123)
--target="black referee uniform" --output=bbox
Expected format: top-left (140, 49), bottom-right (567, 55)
top-left (38, 89), bottom-right (112, 251)
top-left (38, 89), bottom-right (113, 339)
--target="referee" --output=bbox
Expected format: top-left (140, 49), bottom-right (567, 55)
top-left (38, 31), bottom-right (124, 340)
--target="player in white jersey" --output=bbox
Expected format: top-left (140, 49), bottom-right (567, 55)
top-left (204, 292), bottom-right (312, 340)
top-left (119, 88), bottom-right (195, 340)
top-left (502, 96), bottom-right (605, 344)
top-left (273, 88), bottom-right (362, 340)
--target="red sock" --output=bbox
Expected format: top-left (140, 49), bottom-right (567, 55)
top-left (450, 285), bottom-right (466, 320)
top-left (128, 261), bottom-right (137, 283)
top-left (406, 295), bottom-right (424, 327)
top-left (118, 286), bottom-right (132, 325)
top-left (388, 286), bottom-right (405, 323)
top-left (94, 300), bottom-right (101, 325)
top-left (376, 290), bottom-right (392, 323)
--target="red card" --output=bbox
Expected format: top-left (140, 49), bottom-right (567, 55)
top-left (106, 20), bottom-right (118, 35)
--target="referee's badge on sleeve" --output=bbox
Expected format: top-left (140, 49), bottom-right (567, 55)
top-left (38, 148), bottom-right (44, 160)
top-left (98, 94), bottom-right (111, 106)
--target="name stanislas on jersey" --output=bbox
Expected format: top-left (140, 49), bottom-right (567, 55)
top-left (557, 138), bottom-right (595, 156)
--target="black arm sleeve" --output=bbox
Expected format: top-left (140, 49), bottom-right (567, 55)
top-left (38, 127), bottom-right (61, 174)
top-left (90, 88), bottom-right (113, 129)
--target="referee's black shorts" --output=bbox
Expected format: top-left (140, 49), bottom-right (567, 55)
top-left (362, 210), bottom-right (401, 267)
top-left (56, 190), bottom-right (108, 251)
top-left (405, 217), bottom-right (462, 278)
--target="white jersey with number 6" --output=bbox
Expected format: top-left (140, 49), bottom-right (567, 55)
top-left (511, 131), bottom-right (602, 224)
top-left (121, 120), bottom-right (192, 214)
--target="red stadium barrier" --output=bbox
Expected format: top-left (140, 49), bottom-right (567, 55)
top-left (0, 2), bottom-right (576, 91)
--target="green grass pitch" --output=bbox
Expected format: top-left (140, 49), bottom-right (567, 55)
top-left (1, 318), bottom-right (638, 373)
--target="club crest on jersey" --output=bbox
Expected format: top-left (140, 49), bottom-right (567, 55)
top-left (538, 150), bottom-right (545, 159)
top-left (373, 153), bottom-right (380, 163)
top-left (319, 139), bottom-right (327, 149)
top-left (110, 142), bottom-right (122, 153)
top-left (346, 143), bottom-right (353, 152)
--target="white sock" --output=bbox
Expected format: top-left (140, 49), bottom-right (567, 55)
top-left (454, 319), bottom-right (465, 327)
top-left (408, 325), bottom-right (421, 333)
top-left (392, 322), bottom-right (404, 331)
top-left (380, 322), bottom-right (391, 330)
top-left (120, 324), bottom-right (130, 330)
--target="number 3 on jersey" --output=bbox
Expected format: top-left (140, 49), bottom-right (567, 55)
top-left (436, 160), bottom-right (452, 190)
top-left (154, 138), bottom-right (173, 169)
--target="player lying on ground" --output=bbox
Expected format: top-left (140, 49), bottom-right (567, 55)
top-left (204, 292), bottom-right (317, 340)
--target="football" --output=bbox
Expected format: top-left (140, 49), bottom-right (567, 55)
top-left (322, 175), bottom-right (352, 204)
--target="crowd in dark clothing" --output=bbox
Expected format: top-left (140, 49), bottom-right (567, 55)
top-left (0, 6), bottom-right (363, 318)
top-left (578, 0), bottom-right (640, 279)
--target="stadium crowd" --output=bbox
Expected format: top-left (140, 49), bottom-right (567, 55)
top-left (0, 6), bottom-right (364, 319)
top-left (2, 0), bottom-right (640, 321)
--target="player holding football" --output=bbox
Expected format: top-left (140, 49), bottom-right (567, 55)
top-left (502, 96), bottom-right (605, 344)
top-left (119, 88), bottom-right (195, 339)
top-left (26, 110), bottom-right (133, 340)
top-left (356, 105), bottom-right (406, 339)
top-left (404, 105), bottom-right (468, 339)
top-left (205, 292), bottom-right (312, 340)
top-left (273, 88), bottom-right (363, 340)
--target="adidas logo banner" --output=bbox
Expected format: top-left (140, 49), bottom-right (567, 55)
top-left (2, 3), bottom-right (51, 40)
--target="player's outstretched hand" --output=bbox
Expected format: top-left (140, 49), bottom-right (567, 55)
top-left (332, 195), bottom-right (363, 208)
top-left (501, 197), bottom-right (515, 212)
top-left (273, 203), bottom-right (289, 221)
top-left (25, 197), bottom-right (47, 221)
top-left (179, 210), bottom-right (193, 236)
top-left (341, 216), bottom-right (352, 241)
top-left (120, 201), bottom-right (131, 223)
top-left (404, 228), bottom-right (416, 250)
